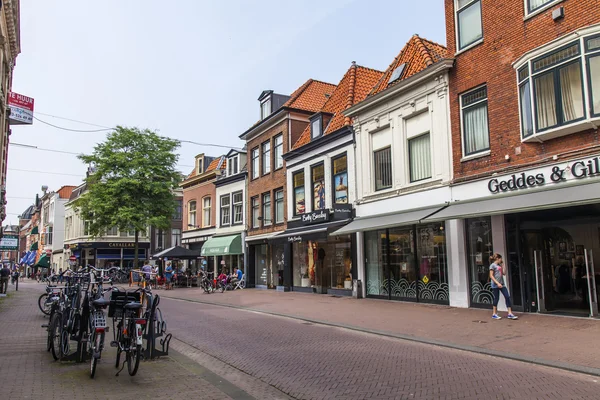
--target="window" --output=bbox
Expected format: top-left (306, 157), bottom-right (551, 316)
top-left (311, 164), bottom-right (325, 210)
top-left (409, 134), bottom-right (432, 182)
top-left (203, 197), bottom-right (212, 227)
top-left (228, 156), bottom-right (239, 176)
top-left (220, 195), bottom-right (231, 226)
top-left (274, 134), bottom-right (283, 169)
top-left (311, 117), bottom-right (322, 139)
top-left (171, 228), bottom-right (181, 247)
top-left (188, 201), bottom-right (197, 227)
top-left (275, 189), bottom-right (284, 223)
top-left (251, 147), bottom-right (259, 179)
top-left (197, 158), bottom-right (203, 174)
top-left (233, 156), bottom-right (238, 174)
top-left (251, 196), bottom-right (260, 228)
top-left (518, 65), bottom-right (534, 138)
top-left (456, 0), bottom-right (482, 51)
top-left (233, 191), bottom-right (243, 224)
top-left (262, 193), bottom-right (272, 226)
top-left (261, 99), bottom-right (271, 120)
top-left (155, 229), bottom-right (165, 250)
top-left (293, 171), bottom-right (305, 215)
top-left (587, 35), bottom-right (600, 117)
top-left (106, 226), bottom-right (118, 236)
top-left (173, 200), bottom-right (182, 220)
top-left (461, 86), bottom-right (490, 156)
top-left (84, 220), bottom-right (92, 236)
top-left (332, 155), bottom-right (348, 204)
top-left (374, 147), bottom-right (392, 191)
top-left (47, 226), bottom-right (53, 245)
top-left (527, 0), bottom-right (556, 14)
top-left (262, 141), bottom-right (271, 175)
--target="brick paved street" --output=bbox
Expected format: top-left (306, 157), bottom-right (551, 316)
top-left (159, 287), bottom-right (600, 372)
top-left (0, 282), bottom-right (291, 400)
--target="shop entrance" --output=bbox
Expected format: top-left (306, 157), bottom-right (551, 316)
top-left (506, 204), bottom-right (600, 317)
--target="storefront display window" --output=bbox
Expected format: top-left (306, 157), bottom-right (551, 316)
top-left (312, 164), bottom-right (325, 211)
top-left (388, 227), bottom-right (416, 299)
top-left (467, 217), bottom-right (494, 306)
top-left (272, 244), bottom-right (285, 287)
top-left (293, 241), bottom-right (311, 287)
top-left (416, 223), bottom-right (448, 302)
top-left (365, 230), bottom-right (387, 296)
top-left (333, 154), bottom-right (348, 204)
top-left (255, 244), bottom-right (268, 286)
top-left (293, 171), bottom-right (305, 215)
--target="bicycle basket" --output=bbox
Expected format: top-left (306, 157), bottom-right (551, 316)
top-left (108, 291), bottom-right (141, 318)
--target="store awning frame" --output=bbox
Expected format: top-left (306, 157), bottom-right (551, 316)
top-left (34, 254), bottom-right (50, 268)
top-left (330, 206), bottom-right (447, 236)
top-left (275, 220), bottom-right (352, 243)
top-left (29, 226), bottom-right (39, 235)
top-left (30, 242), bottom-right (38, 251)
top-left (201, 234), bottom-right (243, 256)
top-left (151, 246), bottom-right (201, 260)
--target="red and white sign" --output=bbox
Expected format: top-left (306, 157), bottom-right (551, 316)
top-left (8, 92), bottom-right (34, 125)
top-left (46, 249), bottom-right (52, 256)
top-left (69, 256), bottom-right (76, 261)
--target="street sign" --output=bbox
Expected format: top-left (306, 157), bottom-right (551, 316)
top-left (0, 235), bottom-right (18, 250)
top-left (46, 249), bottom-right (52, 256)
top-left (69, 256), bottom-right (76, 261)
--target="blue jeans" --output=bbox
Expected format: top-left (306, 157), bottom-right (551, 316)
top-left (492, 287), bottom-right (512, 308)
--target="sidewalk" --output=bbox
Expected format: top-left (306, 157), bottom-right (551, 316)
top-left (160, 287), bottom-right (600, 375)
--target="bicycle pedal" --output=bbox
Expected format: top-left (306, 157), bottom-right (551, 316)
top-left (110, 341), bottom-right (118, 348)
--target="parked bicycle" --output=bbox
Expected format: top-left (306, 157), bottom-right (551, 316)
top-left (199, 270), bottom-right (215, 293)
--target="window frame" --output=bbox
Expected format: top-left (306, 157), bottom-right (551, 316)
top-left (407, 132), bottom-right (433, 183)
top-left (331, 153), bottom-right (348, 205)
top-left (232, 191), bottom-right (244, 225)
top-left (373, 146), bottom-right (393, 191)
top-left (173, 199), bottom-right (183, 221)
top-left (171, 228), bottom-right (182, 247)
top-left (586, 34), bottom-right (600, 118)
top-left (460, 85), bottom-right (491, 157)
top-left (202, 197), bottom-right (212, 228)
top-left (251, 196), bottom-right (260, 229)
top-left (273, 134), bottom-right (284, 170)
top-left (274, 188), bottom-right (284, 224)
top-left (220, 194), bottom-right (231, 227)
top-left (310, 114), bottom-right (323, 140)
top-left (310, 162), bottom-right (325, 211)
top-left (262, 140), bottom-right (271, 175)
top-left (455, 0), bottom-right (483, 52)
top-left (251, 147), bottom-right (260, 180)
top-left (262, 192), bottom-right (272, 227)
top-left (292, 170), bottom-right (305, 216)
top-left (155, 229), bottom-right (165, 250)
top-left (525, 0), bottom-right (561, 16)
top-left (261, 98), bottom-right (272, 120)
top-left (188, 200), bottom-right (197, 228)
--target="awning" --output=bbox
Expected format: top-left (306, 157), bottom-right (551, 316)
top-left (34, 254), bottom-right (50, 268)
top-left (30, 242), bottom-right (38, 251)
top-left (274, 220), bottom-right (351, 243)
top-left (424, 181), bottom-right (600, 221)
top-left (29, 226), bottom-right (39, 235)
top-left (201, 234), bottom-right (242, 256)
top-left (151, 246), bottom-right (201, 259)
top-left (245, 232), bottom-right (278, 243)
top-left (331, 206), bottom-right (445, 236)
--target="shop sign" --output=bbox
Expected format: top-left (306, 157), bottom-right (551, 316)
top-left (287, 236), bottom-right (303, 243)
top-left (332, 204), bottom-right (353, 220)
top-left (182, 236), bottom-right (210, 244)
top-left (8, 92), bottom-right (34, 125)
top-left (45, 249), bottom-right (52, 256)
top-left (487, 155), bottom-right (600, 194)
top-left (66, 242), bottom-right (151, 250)
top-left (301, 209), bottom-right (330, 225)
top-left (0, 235), bottom-right (18, 250)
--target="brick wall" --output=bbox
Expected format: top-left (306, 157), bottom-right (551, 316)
top-left (183, 180), bottom-right (217, 232)
top-left (446, 0), bottom-right (600, 181)
top-left (247, 115), bottom-right (310, 236)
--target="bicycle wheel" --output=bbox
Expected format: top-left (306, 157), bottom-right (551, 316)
top-left (126, 337), bottom-right (141, 376)
top-left (90, 331), bottom-right (104, 379)
top-left (50, 312), bottom-right (63, 361)
top-left (115, 321), bottom-right (122, 368)
top-left (38, 293), bottom-right (50, 315)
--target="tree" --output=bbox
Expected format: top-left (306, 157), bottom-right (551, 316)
top-left (74, 126), bottom-right (181, 270)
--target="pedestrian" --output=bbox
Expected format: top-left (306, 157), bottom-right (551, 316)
top-left (489, 253), bottom-right (518, 320)
top-left (36, 270), bottom-right (41, 283)
top-left (0, 264), bottom-right (10, 294)
top-left (165, 262), bottom-right (173, 290)
top-left (141, 260), bottom-right (153, 287)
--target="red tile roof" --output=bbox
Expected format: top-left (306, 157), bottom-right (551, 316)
top-left (292, 64), bottom-right (383, 150)
top-left (369, 35), bottom-right (449, 96)
top-left (185, 156), bottom-right (226, 180)
top-left (283, 79), bottom-right (337, 113)
top-left (57, 185), bottom-right (76, 199)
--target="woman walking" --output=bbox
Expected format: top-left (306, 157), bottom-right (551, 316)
top-left (489, 253), bottom-right (518, 320)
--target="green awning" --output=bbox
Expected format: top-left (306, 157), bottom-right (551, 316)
top-left (201, 234), bottom-right (242, 256)
top-left (30, 242), bottom-right (38, 251)
top-left (30, 226), bottom-right (39, 235)
top-left (34, 254), bottom-right (50, 268)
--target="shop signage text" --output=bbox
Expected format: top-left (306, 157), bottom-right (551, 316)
top-left (488, 155), bottom-right (600, 194)
top-left (287, 236), bottom-right (303, 243)
top-left (182, 236), bottom-right (210, 244)
top-left (0, 235), bottom-right (18, 250)
top-left (301, 210), bottom-right (329, 225)
top-left (65, 242), bottom-right (151, 250)
top-left (8, 92), bottom-right (34, 125)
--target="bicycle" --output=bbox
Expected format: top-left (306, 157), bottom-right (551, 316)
top-left (199, 271), bottom-right (216, 293)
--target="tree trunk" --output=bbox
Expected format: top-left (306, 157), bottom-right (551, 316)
top-left (134, 229), bottom-right (139, 270)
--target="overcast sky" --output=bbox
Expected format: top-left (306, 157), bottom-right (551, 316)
top-left (6, 0), bottom-right (445, 224)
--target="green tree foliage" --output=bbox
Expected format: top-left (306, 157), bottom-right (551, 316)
top-left (74, 126), bottom-right (180, 268)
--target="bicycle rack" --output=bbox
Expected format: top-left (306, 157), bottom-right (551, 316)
top-left (143, 294), bottom-right (171, 360)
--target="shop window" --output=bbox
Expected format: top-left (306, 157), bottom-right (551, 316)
top-left (262, 192), bottom-right (272, 226)
top-left (416, 223), bottom-right (448, 301)
top-left (311, 163), bottom-right (325, 211)
top-left (374, 147), bottom-right (392, 190)
top-left (456, 0), bottom-right (483, 51)
top-left (220, 195), bottom-right (231, 226)
top-left (255, 244), bottom-right (269, 286)
top-left (332, 154), bottom-right (348, 204)
top-left (232, 191), bottom-right (243, 224)
top-left (251, 196), bottom-right (260, 229)
top-left (251, 147), bottom-right (259, 179)
top-left (274, 134), bottom-right (283, 169)
top-left (466, 217), bottom-right (494, 307)
top-left (203, 197), bottom-right (212, 227)
top-left (274, 189), bottom-right (284, 223)
top-left (262, 140), bottom-right (271, 175)
top-left (188, 201), bottom-right (197, 227)
top-left (293, 170), bottom-right (305, 215)
top-left (461, 85), bottom-right (490, 156)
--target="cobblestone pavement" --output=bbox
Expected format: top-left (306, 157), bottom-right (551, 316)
top-left (159, 287), bottom-right (600, 371)
top-left (0, 282), bottom-right (291, 400)
top-left (159, 295), bottom-right (600, 400)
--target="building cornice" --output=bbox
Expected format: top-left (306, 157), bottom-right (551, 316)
top-left (4, 0), bottom-right (20, 62)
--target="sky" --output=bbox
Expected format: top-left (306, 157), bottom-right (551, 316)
top-left (6, 0), bottom-right (446, 224)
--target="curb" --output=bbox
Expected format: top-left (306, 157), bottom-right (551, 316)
top-left (162, 294), bottom-right (600, 378)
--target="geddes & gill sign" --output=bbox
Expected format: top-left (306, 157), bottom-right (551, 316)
top-left (488, 155), bottom-right (600, 194)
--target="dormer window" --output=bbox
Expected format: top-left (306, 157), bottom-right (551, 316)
top-left (228, 156), bottom-right (239, 176)
top-left (197, 158), bottom-right (204, 174)
top-left (261, 98), bottom-right (272, 120)
top-left (310, 114), bottom-right (323, 139)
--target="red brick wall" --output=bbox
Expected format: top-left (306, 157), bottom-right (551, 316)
top-left (446, 0), bottom-right (600, 182)
top-left (247, 115), bottom-right (309, 236)
top-left (183, 179), bottom-right (217, 232)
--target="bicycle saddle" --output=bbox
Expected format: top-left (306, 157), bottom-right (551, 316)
top-left (92, 298), bottom-right (111, 307)
top-left (123, 302), bottom-right (143, 310)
